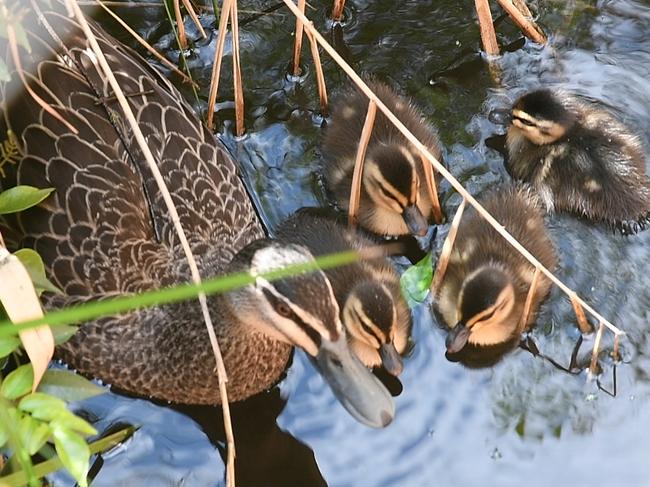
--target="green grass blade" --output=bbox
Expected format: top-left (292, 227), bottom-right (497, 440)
top-left (0, 250), bottom-right (360, 337)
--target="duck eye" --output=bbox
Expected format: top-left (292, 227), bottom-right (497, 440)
top-left (275, 302), bottom-right (292, 318)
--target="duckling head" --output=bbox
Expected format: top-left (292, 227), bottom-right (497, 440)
top-left (363, 144), bottom-right (429, 236)
top-left (510, 89), bottom-right (577, 145)
top-left (342, 280), bottom-right (404, 376)
top-left (228, 240), bottom-right (395, 427)
top-left (445, 265), bottom-right (518, 362)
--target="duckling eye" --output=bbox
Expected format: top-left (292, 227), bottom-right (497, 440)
top-left (275, 301), bottom-right (292, 318)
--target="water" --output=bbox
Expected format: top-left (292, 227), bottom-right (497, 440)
top-left (51, 1), bottom-right (650, 485)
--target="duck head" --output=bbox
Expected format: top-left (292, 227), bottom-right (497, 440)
top-left (342, 280), bottom-right (405, 376)
top-left (445, 265), bottom-right (519, 364)
top-left (228, 240), bottom-right (395, 428)
top-left (510, 89), bottom-right (577, 146)
top-left (363, 144), bottom-right (429, 236)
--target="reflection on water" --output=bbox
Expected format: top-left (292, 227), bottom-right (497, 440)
top-left (61, 1), bottom-right (650, 485)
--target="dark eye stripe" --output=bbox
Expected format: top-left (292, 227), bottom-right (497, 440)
top-left (514, 116), bottom-right (536, 127)
top-left (261, 287), bottom-right (321, 348)
top-left (353, 308), bottom-right (384, 343)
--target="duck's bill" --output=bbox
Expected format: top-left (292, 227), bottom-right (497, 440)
top-left (402, 205), bottom-right (429, 236)
top-left (379, 342), bottom-right (404, 376)
top-left (446, 321), bottom-right (471, 354)
top-left (311, 336), bottom-right (395, 428)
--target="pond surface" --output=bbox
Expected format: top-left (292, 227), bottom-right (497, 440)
top-left (53, 0), bottom-right (650, 485)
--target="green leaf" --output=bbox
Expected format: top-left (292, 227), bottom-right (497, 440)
top-left (52, 325), bottom-right (78, 345)
top-left (37, 370), bottom-right (106, 402)
top-left (0, 186), bottom-right (54, 215)
top-left (51, 412), bottom-right (97, 437)
top-left (13, 250), bottom-right (61, 295)
top-left (400, 252), bottom-right (434, 308)
top-left (0, 335), bottom-right (21, 358)
top-left (18, 392), bottom-right (66, 421)
top-left (52, 427), bottom-right (90, 487)
top-left (18, 414), bottom-right (50, 455)
top-left (0, 418), bottom-right (7, 448)
top-left (0, 58), bottom-right (10, 82)
top-left (1, 364), bottom-right (34, 400)
top-left (0, 426), bottom-right (136, 486)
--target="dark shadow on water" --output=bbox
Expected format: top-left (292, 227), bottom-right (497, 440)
top-left (170, 389), bottom-right (327, 487)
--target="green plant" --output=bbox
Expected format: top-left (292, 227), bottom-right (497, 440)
top-left (0, 184), bottom-right (109, 486)
top-left (400, 252), bottom-right (434, 308)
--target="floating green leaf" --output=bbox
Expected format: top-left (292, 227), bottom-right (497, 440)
top-left (53, 427), bottom-right (90, 487)
top-left (37, 370), bottom-right (106, 403)
top-left (0, 186), bottom-right (54, 215)
top-left (400, 252), bottom-right (434, 308)
top-left (18, 392), bottom-right (66, 421)
top-left (13, 249), bottom-right (61, 295)
top-left (1, 364), bottom-right (33, 400)
top-left (0, 334), bottom-right (21, 358)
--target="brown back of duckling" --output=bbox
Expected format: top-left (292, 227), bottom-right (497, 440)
top-left (322, 79), bottom-right (443, 236)
top-left (507, 89), bottom-right (650, 234)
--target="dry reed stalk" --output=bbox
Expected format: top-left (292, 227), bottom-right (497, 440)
top-left (181, 0), bottom-right (207, 39)
top-left (519, 266), bottom-right (540, 328)
top-left (495, 0), bottom-right (546, 44)
top-left (613, 334), bottom-right (620, 362)
top-left (348, 100), bottom-right (377, 226)
top-left (570, 292), bottom-right (593, 334)
top-left (77, 0), bottom-right (165, 5)
top-left (5, 22), bottom-right (78, 134)
top-left (206, 0), bottom-right (233, 129)
top-left (67, 2), bottom-right (236, 486)
top-left (305, 25), bottom-right (328, 116)
top-left (589, 321), bottom-right (605, 375)
top-left (419, 153), bottom-right (443, 224)
top-left (98, 1), bottom-right (197, 86)
top-left (431, 198), bottom-right (466, 295)
top-left (331, 0), bottom-right (345, 21)
top-left (230, 0), bottom-right (245, 136)
top-left (279, 0), bottom-right (624, 339)
top-left (0, 231), bottom-right (4, 248)
top-left (291, 0), bottom-right (306, 76)
top-left (173, 0), bottom-right (188, 49)
top-left (474, 0), bottom-right (499, 56)
top-left (512, 0), bottom-right (533, 17)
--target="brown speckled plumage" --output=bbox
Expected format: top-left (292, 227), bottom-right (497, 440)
top-left (507, 89), bottom-right (650, 234)
top-left (0, 8), bottom-right (290, 404)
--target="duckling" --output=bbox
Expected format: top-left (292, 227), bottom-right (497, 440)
top-left (322, 79), bottom-right (443, 237)
top-left (506, 88), bottom-right (650, 234)
top-left (0, 3), bottom-right (394, 428)
top-left (434, 185), bottom-right (557, 367)
top-left (276, 208), bottom-right (411, 376)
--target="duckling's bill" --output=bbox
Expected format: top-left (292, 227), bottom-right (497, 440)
top-left (312, 333), bottom-right (395, 428)
top-left (402, 205), bottom-right (429, 236)
top-left (379, 342), bottom-right (404, 376)
top-left (446, 322), bottom-right (471, 354)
